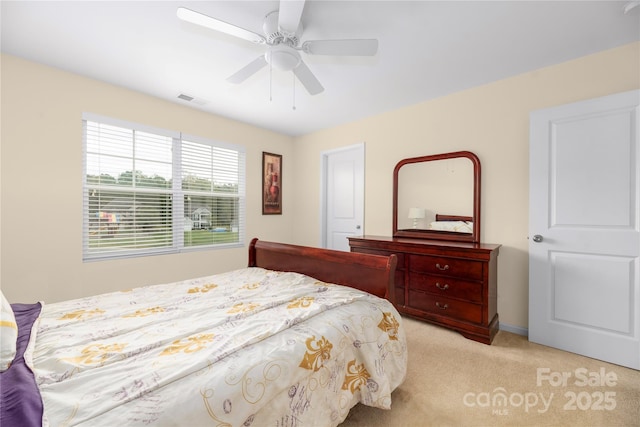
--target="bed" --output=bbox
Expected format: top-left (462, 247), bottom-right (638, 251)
top-left (1, 238), bottom-right (407, 427)
top-left (428, 214), bottom-right (474, 234)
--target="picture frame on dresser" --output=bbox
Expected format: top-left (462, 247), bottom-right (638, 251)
top-left (348, 151), bottom-right (501, 344)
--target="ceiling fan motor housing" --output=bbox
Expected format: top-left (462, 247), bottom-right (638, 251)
top-left (263, 10), bottom-right (301, 46)
top-left (262, 10), bottom-right (303, 71)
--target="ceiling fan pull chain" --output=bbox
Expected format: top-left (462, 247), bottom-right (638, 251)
top-left (292, 73), bottom-right (296, 110)
top-left (269, 61), bottom-right (273, 102)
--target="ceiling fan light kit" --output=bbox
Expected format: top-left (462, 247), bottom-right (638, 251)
top-left (176, 0), bottom-right (378, 97)
top-left (265, 45), bottom-right (301, 71)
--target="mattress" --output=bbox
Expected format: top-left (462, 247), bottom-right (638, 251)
top-left (18, 267), bottom-right (406, 426)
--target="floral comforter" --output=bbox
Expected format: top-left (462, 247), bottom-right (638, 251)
top-left (25, 267), bottom-right (407, 426)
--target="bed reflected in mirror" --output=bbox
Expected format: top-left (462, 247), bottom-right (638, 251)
top-left (393, 151), bottom-right (481, 243)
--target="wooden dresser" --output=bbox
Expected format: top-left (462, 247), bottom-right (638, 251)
top-left (348, 235), bottom-right (501, 344)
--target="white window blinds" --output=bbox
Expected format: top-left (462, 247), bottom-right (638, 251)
top-left (82, 114), bottom-right (245, 261)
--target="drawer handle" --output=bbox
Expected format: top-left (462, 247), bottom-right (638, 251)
top-left (435, 263), bottom-right (450, 271)
top-left (435, 282), bottom-right (449, 291)
top-left (435, 302), bottom-right (448, 310)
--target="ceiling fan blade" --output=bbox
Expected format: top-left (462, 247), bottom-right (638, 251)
top-left (226, 56), bottom-right (268, 84)
top-left (293, 60), bottom-right (324, 95)
top-left (302, 39), bottom-right (378, 56)
top-left (177, 7), bottom-right (266, 44)
top-left (278, 0), bottom-right (306, 37)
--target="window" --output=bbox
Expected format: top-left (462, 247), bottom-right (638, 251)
top-left (82, 113), bottom-right (245, 261)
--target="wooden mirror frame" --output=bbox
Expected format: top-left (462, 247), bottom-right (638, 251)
top-left (392, 150), bottom-right (481, 243)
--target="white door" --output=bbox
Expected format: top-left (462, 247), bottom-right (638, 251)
top-left (529, 90), bottom-right (640, 369)
top-left (322, 144), bottom-right (364, 251)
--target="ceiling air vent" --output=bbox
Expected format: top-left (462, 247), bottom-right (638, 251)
top-left (177, 93), bottom-right (208, 105)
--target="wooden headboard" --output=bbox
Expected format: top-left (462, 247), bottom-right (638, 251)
top-left (248, 238), bottom-right (397, 301)
top-left (435, 214), bottom-right (473, 222)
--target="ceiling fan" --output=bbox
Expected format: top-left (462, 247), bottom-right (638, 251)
top-left (177, 0), bottom-right (378, 95)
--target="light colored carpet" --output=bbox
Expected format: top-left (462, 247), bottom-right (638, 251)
top-left (342, 316), bottom-right (640, 426)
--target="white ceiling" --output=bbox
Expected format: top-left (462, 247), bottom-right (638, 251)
top-left (2, 1), bottom-right (639, 136)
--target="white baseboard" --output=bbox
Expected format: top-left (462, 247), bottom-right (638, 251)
top-left (499, 322), bottom-right (528, 337)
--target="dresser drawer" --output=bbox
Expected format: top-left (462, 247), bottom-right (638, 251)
top-left (408, 273), bottom-right (482, 303)
top-left (409, 254), bottom-right (482, 281)
top-left (408, 291), bottom-right (482, 324)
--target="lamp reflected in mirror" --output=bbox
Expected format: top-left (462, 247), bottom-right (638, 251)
top-left (408, 207), bottom-right (425, 229)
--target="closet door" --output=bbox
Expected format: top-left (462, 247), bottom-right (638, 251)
top-left (322, 143), bottom-right (365, 251)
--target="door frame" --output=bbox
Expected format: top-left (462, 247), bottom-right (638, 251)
top-left (319, 142), bottom-right (365, 248)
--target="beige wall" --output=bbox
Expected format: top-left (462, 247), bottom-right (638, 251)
top-left (2, 42), bottom-right (639, 331)
top-left (291, 42), bottom-right (640, 330)
top-left (0, 54), bottom-right (294, 304)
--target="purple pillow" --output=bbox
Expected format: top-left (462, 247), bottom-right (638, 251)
top-left (0, 303), bottom-right (43, 427)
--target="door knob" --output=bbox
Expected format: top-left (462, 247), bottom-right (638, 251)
top-left (532, 234), bottom-right (543, 243)
top-left (356, 225), bottom-right (361, 230)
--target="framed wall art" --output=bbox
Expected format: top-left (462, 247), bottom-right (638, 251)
top-left (262, 152), bottom-right (282, 215)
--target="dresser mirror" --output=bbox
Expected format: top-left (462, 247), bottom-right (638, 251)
top-left (393, 151), bottom-right (481, 243)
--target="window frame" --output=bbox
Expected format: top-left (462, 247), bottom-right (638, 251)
top-left (82, 113), bottom-right (245, 261)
